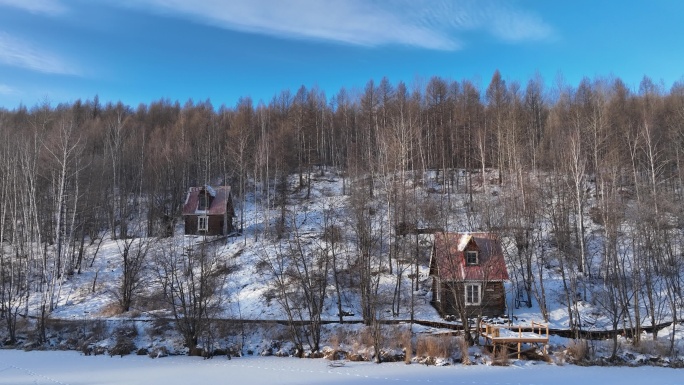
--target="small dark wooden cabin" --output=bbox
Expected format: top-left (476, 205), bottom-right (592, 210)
top-left (429, 232), bottom-right (509, 318)
top-left (182, 186), bottom-right (235, 236)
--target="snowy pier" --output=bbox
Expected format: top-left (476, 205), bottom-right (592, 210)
top-left (480, 321), bottom-right (549, 359)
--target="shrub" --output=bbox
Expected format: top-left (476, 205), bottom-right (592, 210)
top-left (80, 343), bottom-right (94, 355)
top-left (88, 320), bottom-right (107, 341)
top-left (109, 337), bottom-right (135, 357)
top-left (146, 318), bottom-right (171, 338)
top-left (148, 346), bottom-right (169, 358)
top-left (109, 323), bottom-right (139, 357)
top-left (566, 339), bottom-right (589, 363)
top-left (114, 323), bottom-right (138, 339)
top-left (553, 350), bottom-right (566, 365)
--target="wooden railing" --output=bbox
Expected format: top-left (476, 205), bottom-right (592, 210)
top-left (479, 320), bottom-right (550, 358)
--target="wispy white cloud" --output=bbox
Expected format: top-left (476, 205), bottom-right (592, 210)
top-left (405, 0), bottom-right (555, 44)
top-left (0, 32), bottom-right (78, 75)
top-left (464, 2), bottom-right (554, 43)
top-left (116, 0), bottom-right (553, 50)
top-left (0, 83), bottom-right (17, 95)
top-left (0, 0), bottom-right (67, 15)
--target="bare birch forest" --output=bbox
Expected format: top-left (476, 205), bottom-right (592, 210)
top-left (2, 71), bottom-right (684, 350)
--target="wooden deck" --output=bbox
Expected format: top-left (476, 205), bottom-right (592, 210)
top-left (480, 321), bottom-right (549, 359)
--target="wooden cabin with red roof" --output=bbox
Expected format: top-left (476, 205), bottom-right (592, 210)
top-left (182, 186), bottom-right (235, 236)
top-left (429, 232), bottom-right (509, 318)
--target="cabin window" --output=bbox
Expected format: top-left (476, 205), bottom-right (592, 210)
top-left (198, 192), bottom-right (209, 211)
top-left (466, 251), bottom-right (479, 265)
top-left (198, 216), bottom-right (209, 232)
top-left (465, 283), bottom-right (481, 305)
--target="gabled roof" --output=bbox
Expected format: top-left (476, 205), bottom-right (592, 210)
top-left (430, 232), bottom-right (509, 282)
top-left (182, 186), bottom-right (231, 216)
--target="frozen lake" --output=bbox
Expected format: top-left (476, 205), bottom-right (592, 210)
top-left (0, 350), bottom-right (681, 385)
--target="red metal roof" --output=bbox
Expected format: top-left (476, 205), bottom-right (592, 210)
top-left (182, 186), bottom-right (232, 216)
top-left (430, 232), bottom-right (509, 282)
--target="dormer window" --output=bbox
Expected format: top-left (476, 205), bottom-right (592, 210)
top-left (466, 250), bottom-right (478, 265)
top-left (198, 192), bottom-right (209, 211)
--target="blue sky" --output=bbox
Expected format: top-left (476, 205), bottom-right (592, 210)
top-left (0, 0), bottom-right (682, 109)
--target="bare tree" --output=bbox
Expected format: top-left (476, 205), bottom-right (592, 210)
top-left (322, 207), bottom-right (347, 323)
top-left (0, 139), bottom-right (30, 344)
top-left (116, 234), bottom-right (153, 312)
top-left (155, 240), bottom-right (230, 355)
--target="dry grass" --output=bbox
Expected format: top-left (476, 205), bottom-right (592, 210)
top-left (328, 333), bottom-right (341, 350)
top-left (386, 326), bottom-right (410, 350)
top-left (566, 339), bottom-right (589, 362)
top-left (44, 318), bottom-right (79, 335)
top-left (457, 336), bottom-right (471, 364)
top-left (401, 330), bottom-right (413, 364)
top-left (328, 326), bottom-right (351, 350)
top-left (344, 325), bottom-right (411, 363)
top-left (355, 326), bottom-right (378, 348)
top-left (634, 339), bottom-right (670, 356)
top-left (491, 346), bottom-right (510, 366)
top-left (98, 302), bottom-right (123, 317)
top-left (416, 335), bottom-right (458, 359)
top-left (135, 290), bottom-right (167, 311)
top-left (349, 326), bottom-right (387, 361)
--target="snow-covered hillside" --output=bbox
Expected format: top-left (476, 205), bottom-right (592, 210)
top-left (5, 169), bottom-right (684, 365)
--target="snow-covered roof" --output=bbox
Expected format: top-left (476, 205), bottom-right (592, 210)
top-left (204, 185), bottom-right (217, 197)
top-left (457, 233), bottom-right (471, 251)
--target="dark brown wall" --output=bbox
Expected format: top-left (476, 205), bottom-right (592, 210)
top-left (184, 214), bottom-right (233, 236)
top-left (207, 216), bottom-right (223, 235)
top-left (184, 216), bottom-right (197, 235)
top-left (434, 281), bottom-right (506, 318)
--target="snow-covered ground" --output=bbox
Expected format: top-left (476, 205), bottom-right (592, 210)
top-left (1, 350), bottom-right (682, 385)
top-left (6, 169), bottom-right (684, 363)
top-left (45, 172), bottom-right (443, 325)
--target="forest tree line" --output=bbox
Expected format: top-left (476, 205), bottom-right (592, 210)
top-left (1, 70), bottom-right (684, 352)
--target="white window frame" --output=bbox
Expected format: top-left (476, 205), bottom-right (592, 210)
top-left (198, 215), bottom-right (209, 232)
top-left (434, 277), bottom-right (441, 303)
top-left (465, 283), bottom-right (481, 306)
top-left (466, 250), bottom-right (479, 265)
